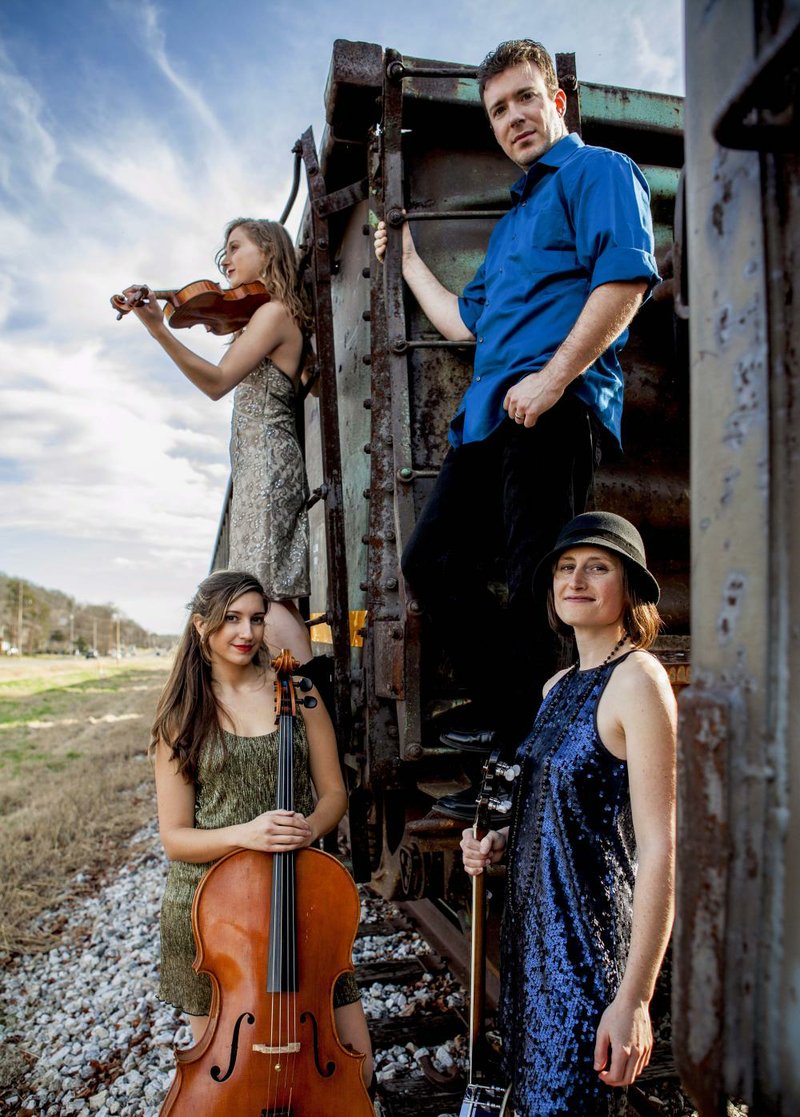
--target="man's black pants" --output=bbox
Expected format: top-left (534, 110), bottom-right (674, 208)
top-left (400, 394), bottom-right (599, 743)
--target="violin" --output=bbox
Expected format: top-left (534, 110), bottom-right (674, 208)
top-left (459, 750), bottom-right (517, 1117)
top-left (110, 279), bottom-right (270, 335)
top-left (159, 650), bottom-right (373, 1116)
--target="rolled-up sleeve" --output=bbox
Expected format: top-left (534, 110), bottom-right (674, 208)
top-left (458, 260), bottom-right (486, 334)
top-left (572, 151), bottom-right (659, 297)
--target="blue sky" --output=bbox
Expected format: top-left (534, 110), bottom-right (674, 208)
top-left (0, 0), bottom-right (684, 634)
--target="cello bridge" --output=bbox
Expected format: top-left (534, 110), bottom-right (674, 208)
top-left (252, 1042), bottom-right (301, 1055)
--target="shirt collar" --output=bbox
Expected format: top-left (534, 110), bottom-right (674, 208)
top-left (510, 133), bottom-right (585, 201)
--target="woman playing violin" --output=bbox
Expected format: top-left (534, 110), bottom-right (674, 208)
top-left (151, 570), bottom-right (373, 1089)
top-left (123, 220), bottom-right (313, 655)
top-left (461, 512), bottom-right (676, 1117)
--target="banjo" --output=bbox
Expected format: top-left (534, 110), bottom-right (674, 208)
top-left (459, 749), bottom-right (518, 1117)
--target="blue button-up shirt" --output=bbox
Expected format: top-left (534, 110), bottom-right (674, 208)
top-left (453, 134), bottom-right (658, 449)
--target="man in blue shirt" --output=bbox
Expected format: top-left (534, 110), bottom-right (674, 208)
top-left (375, 39), bottom-right (659, 746)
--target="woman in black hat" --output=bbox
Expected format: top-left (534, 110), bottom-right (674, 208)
top-left (461, 512), bottom-right (677, 1116)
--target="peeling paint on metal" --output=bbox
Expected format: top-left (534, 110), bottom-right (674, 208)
top-left (687, 869), bottom-right (726, 1063)
top-left (716, 571), bottom-right (748, 645)
top-left (724, 351), bottom-right (767, 449)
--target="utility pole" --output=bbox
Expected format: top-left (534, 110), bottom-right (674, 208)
top-left (116, 615), bottom-right (121, 660)
top-left (16, 581), bottom-right (23, 653)
top-left (93, 617), bottom-right (98, 652)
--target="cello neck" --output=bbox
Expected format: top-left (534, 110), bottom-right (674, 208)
top-left (267, 660), bottom-right (299, 993)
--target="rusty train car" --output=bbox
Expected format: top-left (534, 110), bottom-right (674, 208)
top-left (214, 42), bottom-right (687, 899)
top-left (212, 15), bottom-right (800, 1112)
top-left (674, 1), bottom-right (800, 1114)
top-left (285, 39), bottom-right (686, 896)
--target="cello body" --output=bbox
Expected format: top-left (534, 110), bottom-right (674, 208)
top-left (160, 846), bottom-right (372, 1115)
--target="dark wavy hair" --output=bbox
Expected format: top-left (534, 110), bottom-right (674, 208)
top-left (150, 571), bottom-right (270, 781)
top-left (546, 558), bottom-right (663, 650)
top-left (477, 39), bottom-right (559, 102)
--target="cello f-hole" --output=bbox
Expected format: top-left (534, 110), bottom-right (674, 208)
top-left (300, 1010), bottom-right (336, 1077)
top-left (209, 1010), bottom-right (256, 1082)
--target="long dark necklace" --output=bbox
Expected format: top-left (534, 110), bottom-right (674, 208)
top-left (506, 632), bottom-right (631, 913)
top-left (524, 632), bottom-right (630, 747)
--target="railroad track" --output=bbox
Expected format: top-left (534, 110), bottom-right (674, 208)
top-left (354, 900), bottom-right (470, 1117)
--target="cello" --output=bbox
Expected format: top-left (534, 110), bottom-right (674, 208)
top-left (159, 650), bottom-right (374, 1116)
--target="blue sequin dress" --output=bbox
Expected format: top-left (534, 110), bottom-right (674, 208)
top-left (499, 654), bottom-right (637, 1116)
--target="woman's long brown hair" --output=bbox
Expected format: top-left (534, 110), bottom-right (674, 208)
top-left (150, 571), bottom-right (270, 782)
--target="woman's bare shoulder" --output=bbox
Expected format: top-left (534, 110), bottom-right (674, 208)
top-left (612, 649), bottom-right (676, 708)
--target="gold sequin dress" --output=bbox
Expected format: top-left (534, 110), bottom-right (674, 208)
top-left (158, 719), bottom-right (360, 1015)
top-left (228, 358), bottom-right (310, 598)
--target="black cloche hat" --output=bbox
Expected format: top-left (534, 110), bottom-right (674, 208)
top-left (532, 511), bottom-right (661, 604)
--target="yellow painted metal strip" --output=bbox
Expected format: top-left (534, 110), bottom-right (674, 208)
top-left (310, 610), bottom-right (367, 648)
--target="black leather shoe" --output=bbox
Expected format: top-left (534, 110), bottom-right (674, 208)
top-left (439, 727), bottom-right (497, 752)
top-left (433, 785), bottom-right (510, 828)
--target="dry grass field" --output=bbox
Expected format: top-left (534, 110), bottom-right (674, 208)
top-left (0, 654), bottom-right (170, 958)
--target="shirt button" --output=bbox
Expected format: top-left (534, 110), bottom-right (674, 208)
top-left (478, 336), bottom-right (484, 343)
top-left (521, 201), bottom-right (527, 207)
top-left (476, 376), bottom-right (482, 382)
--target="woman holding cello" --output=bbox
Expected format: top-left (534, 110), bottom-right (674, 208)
top-left (151, 570), bottom-right (373, 1112)
top-left (120, 219), bottom-right (314, 654)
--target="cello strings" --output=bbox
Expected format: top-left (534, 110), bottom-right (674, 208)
top-left (282, 690), bottom-right (298, 1103)
top-left (286, 695), bottom-right (298, 1098)
top-left (280, 705), bottom-right (290, 1099)
top-left (268, 684), bottom-right (290, 1111)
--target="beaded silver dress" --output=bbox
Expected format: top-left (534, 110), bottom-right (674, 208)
top-left (228, 358), bottom-right (309, 599)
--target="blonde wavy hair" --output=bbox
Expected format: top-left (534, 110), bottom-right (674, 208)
top-left (216, 217), bottom-right (311, 333)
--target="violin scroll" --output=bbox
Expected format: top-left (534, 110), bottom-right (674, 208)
top-left (110, 286), bottom-right (152, 320)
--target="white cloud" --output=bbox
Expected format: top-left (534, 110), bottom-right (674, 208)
top-left (0, 50), bottom-right (59, 200)
top-left (0, 0), bottom-right (684, 633)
